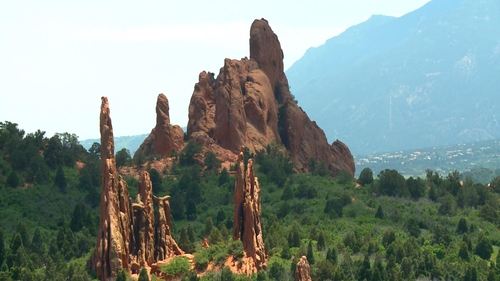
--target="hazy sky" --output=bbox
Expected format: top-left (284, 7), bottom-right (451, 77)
top-left (0, 0), bottom-right (431, 140)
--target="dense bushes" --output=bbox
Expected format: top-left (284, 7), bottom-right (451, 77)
top-left (1, 122), bottom-right (499, 280)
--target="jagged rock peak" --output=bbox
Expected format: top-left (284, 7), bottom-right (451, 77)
top-left (295, 256), bottom-right (313, 281)
top-left (156, 93), bottom-right (170, 126)
top-left (93, 96), bottom-right (133, 281)
top-left (249, 18), bottom-right (284, 89)
top-left (138, 171), bottom-right (155, 266)
top-left (99, 96), bottom-right (114, 159)
top-left (93, 98), bottom-right (184, 280)
top-left (134, 93), bottom-right (184, 160)
top-left (233, 149), bottom-right (267, 273)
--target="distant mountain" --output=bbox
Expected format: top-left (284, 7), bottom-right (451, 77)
top-left (356, 138), bottom-right (500, 183)
top-left (80, 134), bottom-right (147, 155)
top-left (287, 0), bottom-right (500, 155)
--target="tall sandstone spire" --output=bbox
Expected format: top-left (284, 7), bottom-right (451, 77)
top-left (93, 97), bottom-right (183, 281)
top-left (93, 97), bottom-right (134, 281)
top-left (134, 93), bottom-right (184, 161)
top-left (233, 150), bottom-right (267, 274)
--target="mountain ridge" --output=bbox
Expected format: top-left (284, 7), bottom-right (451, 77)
top-left (287, 0), bottom-right (500, 155)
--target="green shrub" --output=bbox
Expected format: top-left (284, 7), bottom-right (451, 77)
top-left (160, 256), bottom-right (191, 277)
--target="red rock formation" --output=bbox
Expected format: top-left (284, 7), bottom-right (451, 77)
top-left (135, 94), bottom-right (184, 160)
top-left (93, 97), bottom-right (134, 281)
top-left (132, 200), bottom-right (146, 267)
top-left (93, 97), bottom-right (183, 280)
top-left (295, 256), bottom-right (312, 281)
top-left (187, 19), bottom-right (355, 176)
top-left (154, 195), bottom-right (184, 260)
top-left (138, 171), bottom-right (155, 265)
top-left (233, 151), bottom-right (267, 273)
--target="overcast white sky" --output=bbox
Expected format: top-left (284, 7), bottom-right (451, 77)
top-left (0, 0), bottom-right (431, 140)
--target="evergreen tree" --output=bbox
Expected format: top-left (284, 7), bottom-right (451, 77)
top-left (31, 228), bottom-right (44, 255)
top-left (463, 266), bottom-right (478, 281)
top-left (204, 218), bottom-right (214, 237)
top-left (6, 171), bottom-right (20, 188)
top-left (179, 228), bottom-right (193, 253)
top-left (475, 235), bottom-right (493, 260)
top-left (326, 247), bottom-right (338, 264)
top-left (138, 268), bottom-right (149, 281)
top-left (116, 270), bottom-right (127, 281)
top-left (204, 151), bottom-right (220, 171)
top-left (400, 257), bottom-right (413, 279)
top-left (55, 166), bottom-right (67, 193)
top-left (10, 233), bottom-right (23, 253)
top-left (287, 225), bottom-right (301, 247)
top-left (317, 232), bottom-right (326, 251)
top-left (375, 205), bottom-right (384, 219)
top-left (456, 218), bottom-right (468, 234)
top-left (358, 168), bottom-right (374, 186)
top-left (15, 223), bottom-right (30, 249)
top-left (220, 267), bottom-right (235, 281)
top-left (216, 209), bottom-right (226, 226)
top-left (358, 254), bottom-right (371, 281)
top-left (186, 199), bottom-right (197, 221)
top-left (281, 244), bottom-right (291, 259)
top-left (115, 148), bottom-right (131, 168)
top-left (458, 242), bottom-right (470, 261)
top-left (371, 256), bottom-right (386, 281)
top-left (307, 241), bottom-right (315, 264)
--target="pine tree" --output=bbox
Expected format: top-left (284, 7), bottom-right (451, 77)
top-left (55, 166), bottom-right (67, 193)
top-left (326, 247), bottom-right (338, 264)
top-left (317, 232), bottom-right (326, 251)
top-left (7, 171), bottom-right (20, 188)
top-left (307, 241), bottom-right (315, 264)
top-left (179, 228), bottom-right (193, 253)
top-left (458, 242), bottom-right (469, 261)
top-left (138, 268), bottom-right (149, 281)
top-left (359, 254), bottom-right (371, 281)
top-left (221, 267), bottom-right (235, 281)
top-left (371, 256), bottom-right (386, 281)
top-left (475, 235), bottom-right (493, 260)
top-left (116, 270), bottom-right (127, 281)
top-left (287, 226), bottom-right (301, 247)
top-left (456, 218), bottom-right (468, 234)
top-left (463, 266), bottom-right (478, 281)
top-left (204, 218), bottom-right (213, 237)
top-left (31, 228), bottom-right (44, 255)
top-left (375, 205), bottom-right (384, 219)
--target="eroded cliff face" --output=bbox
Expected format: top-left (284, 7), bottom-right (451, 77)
top-left (134, 94), bottom-right (184, 161)
top-left (295, 256), bottom-right (313, 281)
top-left (232, 151), bottom-right (267, 274)
top-left (93, 97), bottom-right (183, 281)
top-left (186, 19), bottom-right (355, 176)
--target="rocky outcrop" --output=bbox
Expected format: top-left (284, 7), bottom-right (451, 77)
top-left (135, 94), bottom-right (184, 161)
top-left (187, 19), bottom-right (355, 176)
top-left (233, 151), bottom-right (267, 273)
top-left (295, 256), bottom-right (312, 281)
top-left (93, 97), bottom-right (183, 281)
top-left (93, 97), bottom-right (134, 281)
top-left (138, 171), bottom-right (155, 265)
top-left (154, 195), bottom-right (184, 260)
